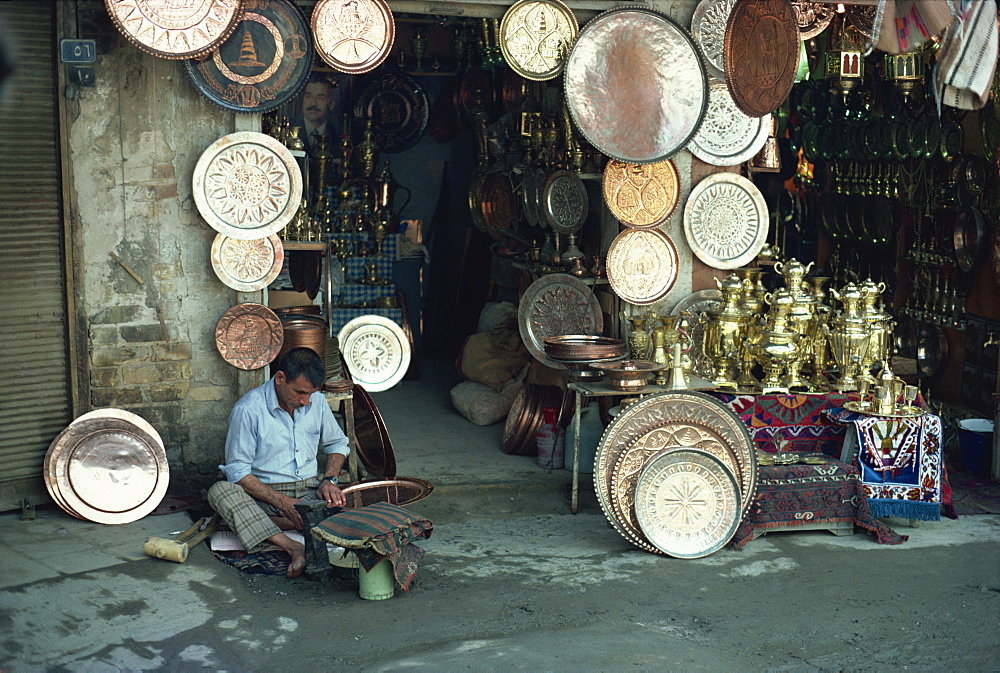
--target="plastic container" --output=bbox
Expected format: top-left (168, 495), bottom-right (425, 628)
top-left (566, 402), bottom-right (602, 474)
top-left (957, 418), bottom-right (994, 478)
top-left (358, 559), bottom-right (395, 600)
top-left (536, 406), bottom-right (565, 470)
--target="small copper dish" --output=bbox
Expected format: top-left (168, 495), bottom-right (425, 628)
top-left (591, 360), bottom-right (664, 392)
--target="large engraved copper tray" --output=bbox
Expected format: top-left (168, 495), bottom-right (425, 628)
top-left (691, 0), bottom-right (737, 79)
top-left (499, 0), bottom-right (578, 81)
top-left (352, 384), bottom-right (397, 479)
top-left (481, 173), bottom-right (519, 241)
top-left (193, 131), bottom-right (303, 240)
top-left (353, 70), bottom-right (429, 153)
top-left (683, 172), bottom-right (769, 270)
top-left (312, 0), bottom-right (394, 74)
top-left (602, 158), bottom-right (679, 229)
top-left (211, 233), bottom-right (284, 291)
top-left (564, 6), bottom-right (708, 164)
top-left (45, 417), bottom-right (169, 525)
top-left (605, 228), bottom-right (679, 306)
top-left (183, 0), bottom-right (313, 113)
top-left (634, 448), bottom-right (742, 558)
top-left (215, 302), bottom-right (284, 370)
top-left (724, 0), bottom-right (799, 117)
top-left (338, 315), bottom-right (411, 392)
top-left (105, 0), bottom-right (244, 59)
top-left (688, 79), bottom-right (771, 167)
top-left (518, 273), bottom-right (603, 369)
top-left (541, 170), bottom-right (588, 234)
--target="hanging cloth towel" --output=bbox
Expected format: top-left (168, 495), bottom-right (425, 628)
top-left (934, 0), bottom-right (999, 110)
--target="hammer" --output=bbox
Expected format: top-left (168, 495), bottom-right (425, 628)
top-left (144, 514), bottom-right (220, 563)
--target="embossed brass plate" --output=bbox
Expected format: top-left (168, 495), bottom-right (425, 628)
top-left (193, 131), bottom-right (303, 240)
top-left (518, 273), bottom-right (603, 368)
top-left (215, 302), bottom-right (284, 370)
top-left (724, 0), bottom-right (799, 117)
top-left (312, 0), bottom-right (394, 74)
top-left (634, 448), bottom-right (742, 558)
top-left (211, 233), bottom-right (284, 291)
top-left (338, 315), bottom-right (411, 392)
top-left (353, 70), bottom-right (429, 154)
top-left (691, 0), bottom-right (737, 78)
top-left (688, 79), bottom-right (771, 167)
top-left (602, 158), bottom-right (679, 229)
top-left (605, 228), bottom-right (679, 306)
top-left (683, 172), bottom-right (769, 270)
top-left (541, 170), bottom-right (588, 234)
top-left (790, 0), bottom-right (835, 40)
top-left (499, 0), bottom-right (578, 81)
top-left (184, 0), bottom-right (312, 113)
top-left (564, 6), bottom-right (708, 164)
top-left (105, 0), bottom-right (244, 60)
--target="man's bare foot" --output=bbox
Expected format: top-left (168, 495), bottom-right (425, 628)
top-left (286, 549), bottom-right (307, 578)
top-left (265, 532), bottom-right (307, 578)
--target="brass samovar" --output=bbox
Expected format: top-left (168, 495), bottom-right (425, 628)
top-left (858, 278), bottom-right (894, 383)
top-left (704, 274), bottom-right (747, 389)
top-left (757, 288), bottom-right (799, 394)
top-left (826, 283), bottom-right (872, 392)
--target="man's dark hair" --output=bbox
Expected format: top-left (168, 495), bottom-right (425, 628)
top-left (277, 347), bottom-right (325, 388)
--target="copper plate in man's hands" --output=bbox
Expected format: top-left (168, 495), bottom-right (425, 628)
top-left (724, 0), bottom-right (799, 117)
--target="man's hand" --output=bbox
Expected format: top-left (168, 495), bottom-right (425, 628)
top-left (318, 480), bottom-right (346, 507)
top-left (276, 494), bottom-right (304, 530)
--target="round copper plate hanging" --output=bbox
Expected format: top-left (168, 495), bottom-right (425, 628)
top-left (602, 158), bottom-right (679, 229)
top-left (724, 0), bottom-right (799, 117)
top-left (518, 273), bottom-right (603, 368)
top-left (789, 0), bottom-right (836, 40)
top-left (352, 384), bottom-right (397, 479)
top-left (691, 0), bottom-right (737, 79)
top-left (214, 302), bottom-right (284, 370)
top-left (683, 172), bottom-right (769, 270)
top-left (353, 69), bottom-right (429, 153)
top-left (499, 0), bottom-right (579, 82)
top-left (211, 233), bottom-right (284, 292)
top-left (541, 170), bottom-right (588, 234)
top-left (337, 315), bottom-right (411, 392)
top-left (564, 6), bottom-right (708, 164)
top-left (481, 173), bottom-right (519, 241)
top-left (605, 228), bottom-right (679, 306)
top-left (953, 206), bottom-right (985, 272)
top-left (105, 0), bottom-right (244, 60)
top-left (311, 0), bottom-right (395, 74)
top-left (688, 79), bottom-right (771, 167)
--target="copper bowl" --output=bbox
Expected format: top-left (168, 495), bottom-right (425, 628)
top-left (591, 360), bottom-right (665, 392)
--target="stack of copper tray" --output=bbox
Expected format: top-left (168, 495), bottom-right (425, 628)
top-left (594, 391), bottom-right (758, 558)
top-left (543, 335), bottom-right (627, 382)
top-left (44, 409), bottom-right (168, 524)
top-left (502, 384), bottom-right (565, 456)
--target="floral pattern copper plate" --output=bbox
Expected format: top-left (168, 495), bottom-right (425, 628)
top-left (790, 0), bottom-right (835, 40)
top-left (214, 302), bottom-right (284, 370)
top-left (688, 78), bottom-right (771, 167)
top-left (518, 273), bottom-right (603, 369)
top-left (338, 316), bottom-right (411, 393)
top-left (481, 173), bottom-right (519, 241)
top-left (353, 69), bottom-right (429, 153)
top-left (211, 233), bottom-right (284, 291)
top-left (541, 170), bottom-right (588, 234)
top-left (683, 172), bottom-right (769, 270)
top-left (691, 0), bottom-right (737, 78)
top-left (564, 6), bottom-right (708, 164)
top-left (634, 448), bottom-right (742, 558)
top-left (724, 0), bottom-right (799, 117)
top-left (602, 158), bottom-right (679, 229)
top-left (184, 0), bottom-right (312, 113)
top-left (311, 0), bottom-right (394, 74)
top-left (605, 228), bottom-right (679, 306)
top-left (499, 0), bottom-right (578, 82)
top-left (193, 131), bottom-right (303, 240)
top-left (105, 0), bottom-right (244, 59)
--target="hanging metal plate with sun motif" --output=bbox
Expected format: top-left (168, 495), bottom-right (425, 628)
top-left (518, 273), bottom-right (603, 368)
top-left (193, 131), bottom-right (303, 240)
top-left (338, 315), bottom-right (411, 392)
top-left (605, 228), bottom-right (679, 306)
top-left (724, 0), bottom-right (799, 117)
top-left (634, 448), bottom-right (742, 558)
top-left (183, 0), bottom-right (313, 113)
top-left (353, 69), bottom-right (429, 153)
top-left (689, 78), bottom-right (771, 167)
top-left (789, 0), bottom-right (835, 40)
top-left (683, 172), bottom-right (769, 270)
top-left (211, 233), bottom-right (284, 291)
top-left (312, 0), bottom-right (395, 74)
top-left (602, 158), bottom-right (679, 229)
top-left (691, 0), bottom-right (738, 79)
top-left (214, 302), bottom-right (284, 370)
top-left (499, 0), bottom-right (579, 81)
top-left (105, 0), bottom-right (244, 59)
top-left (541, 170), bottom-right (588, 233)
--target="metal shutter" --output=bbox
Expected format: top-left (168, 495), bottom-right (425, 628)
top-left (0, 2), bottom-right (72, 511)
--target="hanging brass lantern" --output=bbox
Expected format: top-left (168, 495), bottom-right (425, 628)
top-left (885, 49), bottom-right (926, 103)
top-left (825, 14), bottom-right (864, 102)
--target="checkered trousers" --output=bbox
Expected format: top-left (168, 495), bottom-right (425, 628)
top-left (207, 477), bottom-right (320, 552)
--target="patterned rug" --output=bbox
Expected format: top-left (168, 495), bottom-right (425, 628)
top-left (947, 469), bottom-right (1000, 514)
top-left (212, 549), bottom-right (290, 575)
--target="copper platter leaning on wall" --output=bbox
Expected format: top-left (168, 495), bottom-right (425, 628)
top-left (499, 0), bottom-right (578, 81)
top-left (215, 302), bottom-right (284, 370)
top-left (193, 131), bottom-right (303, 240)
top-left (337, 315), bottom-right (411, 392)
top-left (724, 0), bottom-right (800, 118)
top-left (352, 384), bottom-right (397, 479)
top-left (518, 273), bottom-right (603, 369)
top-left (690, 0), bottom-right (737, 79)
top-left (541, 170), bottom-right (588, 234)
top-left (353, 69), bottom-right (429, 153)
top-left (105, 0), bottom-right (244, 60)
top-left (183, 0), bottom-right (313, 113)
top-left (605, 228), bottom-right (679, 306)
top-left (211, 233), bottom-right (284, 291)
top-left (311, 0), bottom-right (394, 74)
top-left (564, 6), bottom-right (708, 164)
top-left (602, 158), bottom-right (679, 229)
top-left (683, 172), bottom-right (769, 270)
top-left (688, 78), bottom-right (771, 167)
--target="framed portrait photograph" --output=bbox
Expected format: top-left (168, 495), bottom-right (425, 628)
top-left (279, 66), bottom-right (352, 158)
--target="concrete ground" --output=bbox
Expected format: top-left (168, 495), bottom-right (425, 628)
top-left (2, 357), bottom-right (998, 672)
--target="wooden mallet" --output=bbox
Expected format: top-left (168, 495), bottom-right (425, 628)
top-left (144, 514), bottom-right (220, 563)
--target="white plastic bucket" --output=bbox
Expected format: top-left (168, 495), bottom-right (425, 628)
top-left (358, 559), bottom-right (395, 600)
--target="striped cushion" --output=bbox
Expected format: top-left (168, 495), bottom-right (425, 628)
top-left (310, 501), bottom-right (432, 551)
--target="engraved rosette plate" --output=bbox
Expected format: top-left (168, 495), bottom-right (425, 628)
top-left (338, 315), bottom-right (411, 392)
top-left (184, 0), bottom-right (313, 113)
top-left (691, 0), bottom-right (737, 78)
top-left (215, 302), bottom-right (284, 370)
top-left (500, 0), bottom-right (578, 81)
top-left (211, 233), bottom-right (284, 291)
top-left (564, 7), bottom-right (708, 164)
top-left (683, 172), bottom-right (769, 270)
top-left (518, 273), bottom-right (603, 368)
top-left (790, 0), bottom-right (835, 40)
top-left (312, 0), bottom-right (394, 74)
top-left (605, 228), bottom-right (679, 306)
top-left (689, 79), bottom-right (771, 167)
top-left (541, 170), bottom-right (588, 234)
top-left (193, 131), bottom-right (302, 240)
top-left (634, 448), bottom-right (742, 558)
top-left (724, 0), bottom-right (800, 117)
top-left (353, 70), bottom-right (429, 154)
top-left (105, 0), bottom-right (244, 59)
top-left (602, 158), bottom-right (679, 229)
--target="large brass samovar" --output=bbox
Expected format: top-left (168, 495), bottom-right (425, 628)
top-left (858, 278), bottom-right (894, 382)
top-left (757, 289), bottom-right (799, 393)
top-left (826, 283), bottom-right (872, 392)
top-left (704, 274), bottom-right (747, 389)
